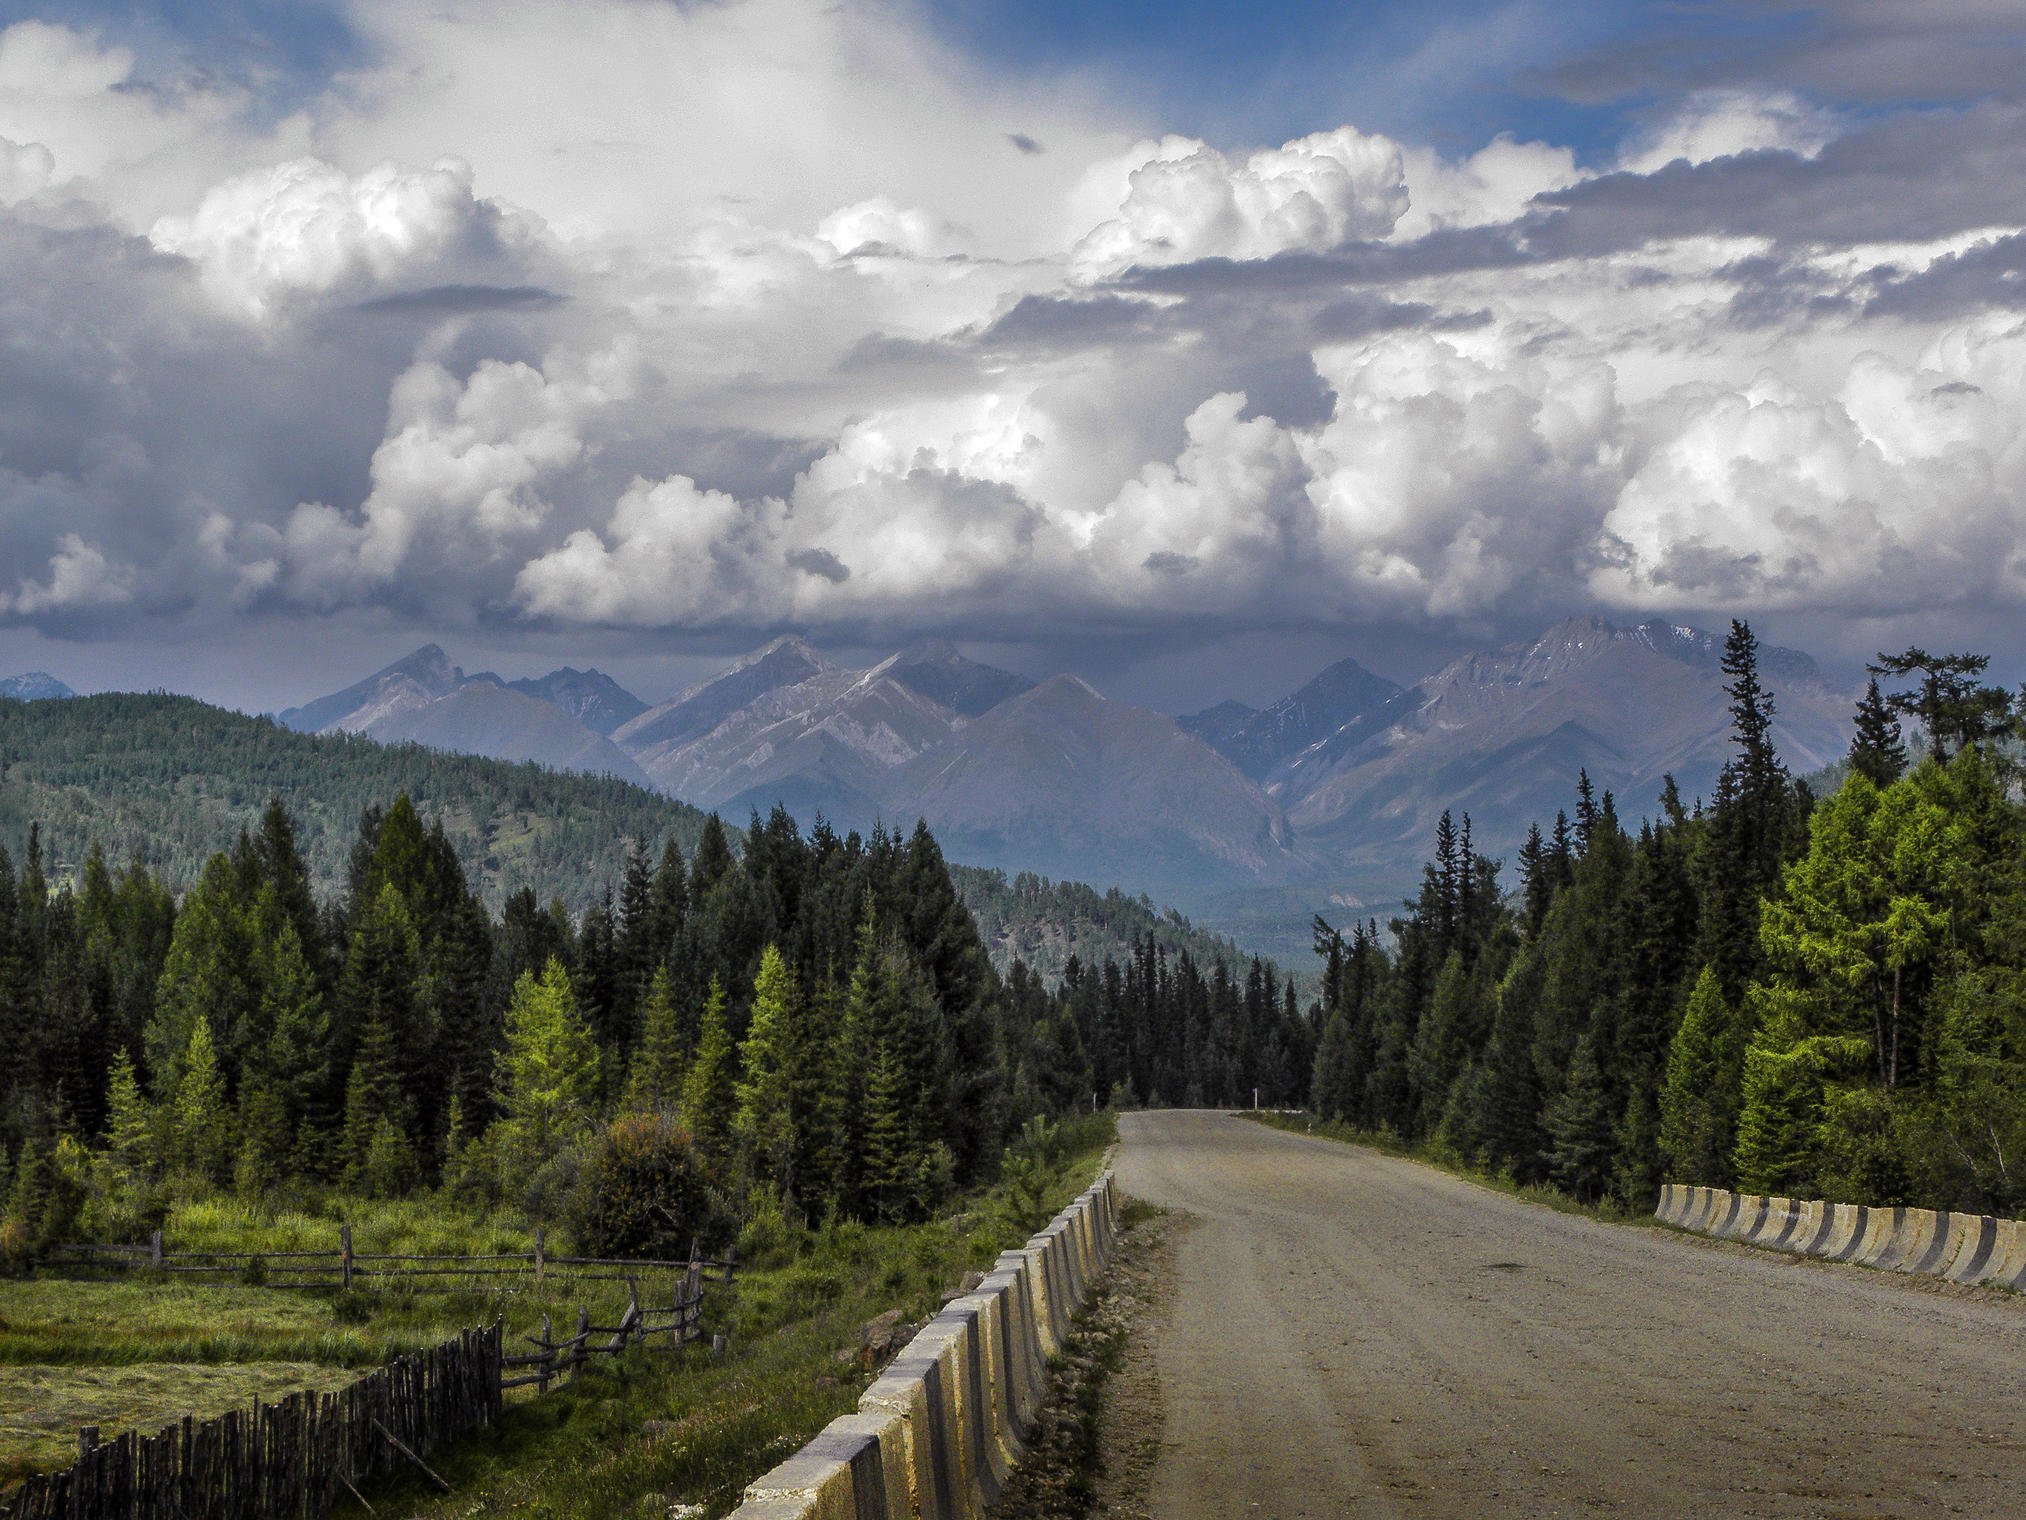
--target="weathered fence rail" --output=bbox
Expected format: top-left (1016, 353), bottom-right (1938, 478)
top-left (0, 1324), bottom-right (502, 1520)
top-left (46, 1226), bottom-right (737, 1290)
top-left (499, 1263), bottom-right (711, 1391)
top-left (5, 1250), bottom-right (730, 1518)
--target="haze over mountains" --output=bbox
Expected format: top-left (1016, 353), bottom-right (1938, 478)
top-left (255, 615), bottom-right (1858, 947)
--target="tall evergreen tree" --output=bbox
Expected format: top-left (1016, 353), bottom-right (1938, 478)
top-left (1848, 679), bottom-right (1908, 788)
top-left (680, 977), bottom-right (737, 1167)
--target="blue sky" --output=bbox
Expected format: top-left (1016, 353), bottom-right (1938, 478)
top-left (1, 0), bottom-right (2025, 710)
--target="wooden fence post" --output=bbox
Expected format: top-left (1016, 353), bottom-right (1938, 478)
top-left (149, 1229), bottom-right (163, 1270)
top-left (533, 1225), bottom-right (545, 1284)
top-left (571, 1307), bottom-right (590, 1377)
top-left (537, 1314), bottom-right (554, 1394)
top-left (340, 1223), bottom-right (353, 1290)
top-left (78, 1425), bottom-right (98, 1459)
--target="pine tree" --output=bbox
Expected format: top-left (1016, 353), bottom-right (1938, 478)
top-left (1868, 647), bottom-right (2012, 762)
top-left (689, 817), bottom-right (735, 901)
top-left (859, 1037), bottom-right (913, 1223)
top-left (493, 959), bottom-right (601, 1170)
top-left (734, 946), bottom-right (799, 1194)
top-left (1543, 1035), bottom-right (1615, 1203)
top-left (1656, 968), bottom-right (1740, 1186)
top-left (680, 977), bottom-right (736, 1166)
top-left (103, 1049), bottom-right (156, 1179)
top-left (1733, 1018), bottom-right (1828, 1195)
top-left (623, 966), bottom-right (687, 1112)
top-left (1848, 679), bottom-right (1907, 787)
top-left (1480, 964), bottom-right (1544, 1180)
top-left (342, 1014), bottom-right (411, 1192)
top-left (169, 1015), bottom-right (231, 1185)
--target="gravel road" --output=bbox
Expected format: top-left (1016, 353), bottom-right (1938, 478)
top-left (1113, 1109), bottom-right (2026, 1520)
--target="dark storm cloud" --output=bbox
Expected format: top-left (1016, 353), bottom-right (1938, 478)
top-left (1864, 232), bottom-right (2026, 320)
top-left (1532, 104), bottom-right (2026, 252)
top-left (787, 547), bottom-right (851, 583)
top-left (976, 292), bottom-right (1170, 348)
top-left (1536, 1), bottom-right (2026, 107)
top-left (350, 283), bottom-right (566, 317)
top-left (1115, 225), bottom-right (1536, 296)
top-left (0, 211), bottom-right (400, 625)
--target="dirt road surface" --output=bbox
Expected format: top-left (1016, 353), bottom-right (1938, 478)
top-left (1113, 1110), bottom-right (2026, 1520)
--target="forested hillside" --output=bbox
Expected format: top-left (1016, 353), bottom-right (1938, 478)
top-left (0, 764), bottom-right (1303, 1265)
top-left (1309, 628), bottom-right (2026, 1218)
top-left (951, 864), bottom-right (1256, 989)
top-left (0, 693), bottom-right (1288, 984)
top-left (0, 694), bottom-right (711, 912)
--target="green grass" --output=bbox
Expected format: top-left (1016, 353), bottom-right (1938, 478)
top-left (3, 1115), bottom-right (1117, 1514)
top-left (0, 1273), bottom-right (658, 1370)
top-left (1246, 1110), bottom-right (1657, 1224)
top-left (352, 1113), bottom-right (1118, 1520)
top-left (0, 1362), bottom-right (357, 1484)
top-left (158, 1192), bottom-right (543, 1257)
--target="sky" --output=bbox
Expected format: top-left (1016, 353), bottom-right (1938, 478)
top-left (3, 0), bottom-right (2026, 713)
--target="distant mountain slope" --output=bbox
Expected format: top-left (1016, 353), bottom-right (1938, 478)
top-left (280, 645), bottom-right (650, 786)
top-left (0, 692), bottom-right (709, 909)
top-left (949, 863), bottom-right (1263, 988)
top-left (614, 635), bottom-right (833, 754)
top-left (0, 673), bottom-right (74, 701)
top-left (886, 638), bottom-right (1034, 717)
top-left (1279, 616), bottom-right (1853, 874)
top-left (1181, 656), bottom-right (1402, 779)
top-left (278, 644), bottom-right (464, 733)
top-left (506, 667), bottom-right (646, 733)
top-left (369, 682), bottom-right (654, 788)
top-left (895, 675), bottom-right (1310, 894)
top-left (624, 660), bottom-right (960, 826)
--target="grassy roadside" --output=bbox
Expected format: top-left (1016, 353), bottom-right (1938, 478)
top-left (1243, 1110), bottom-right (1660, 1227)
top-left (347, 1112), bottom-right (1118, 1520)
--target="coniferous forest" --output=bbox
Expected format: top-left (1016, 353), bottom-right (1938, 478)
top-left (6, 621), bottom-right (2025, 1265)
top-left (1309, 625), bottom-right (2026, 1218)
top-left (0, 783), bottom-right (1306, 1264)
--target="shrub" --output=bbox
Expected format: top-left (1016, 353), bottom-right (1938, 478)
top-left (569, 1111), bottom-right (730, 1259)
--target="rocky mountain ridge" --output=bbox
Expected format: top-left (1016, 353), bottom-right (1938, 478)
top-left (278, 615), bottom-right (1860, 934)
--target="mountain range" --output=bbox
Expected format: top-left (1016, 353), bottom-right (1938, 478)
top-left (272, 615), bottom-right (1858, 948)
top-left (0, 673), bottom-right (75, 702)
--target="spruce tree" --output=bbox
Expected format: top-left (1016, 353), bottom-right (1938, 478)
top-left (681, 977), bottom-right (737, 1167)
top-left (1480, 964), bottom-right (1544, 1180)
top-left (169, 1015), bottom-right (231, 1185)
top-left (623, 967), bottom-right (687, 1112)
top-left (1733, 1023), bottom-right (1827, 1195)
top-left (342, 1014), bottom-right (411, 1191)
top-left (1657, 968), bottom-right (1740, 1185)
top-left (1848, 679), bottom-right (1907, 788)
top-left (1543, 1035), bottom-right (1615, 1203)
top-left (734, 946), bottom-right (799, 1194)
top-left (103, 1048), bottom-right (156, 1179)
top-left (493, 959), bottom-right (601, 1170)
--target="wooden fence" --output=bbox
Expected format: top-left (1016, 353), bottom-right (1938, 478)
top-left (0, 1324), bottom-right (502, 1520)
top-left (46, 1226), bottom-right (737, 1291)
top-left (501, 1262), bottom-right (711, 1391)
top-left (4, 1253), bottom-right (727, 1518)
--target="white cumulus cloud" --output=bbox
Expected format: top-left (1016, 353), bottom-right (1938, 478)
top-left (1074, 126), bottom-right (1409, 270)
top-left (1, 534), bottom-right (133, 615)
top-left (1619, 89), bottom-right (1839, 174)
top-left (149, 156), bottom-right (526, 317)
